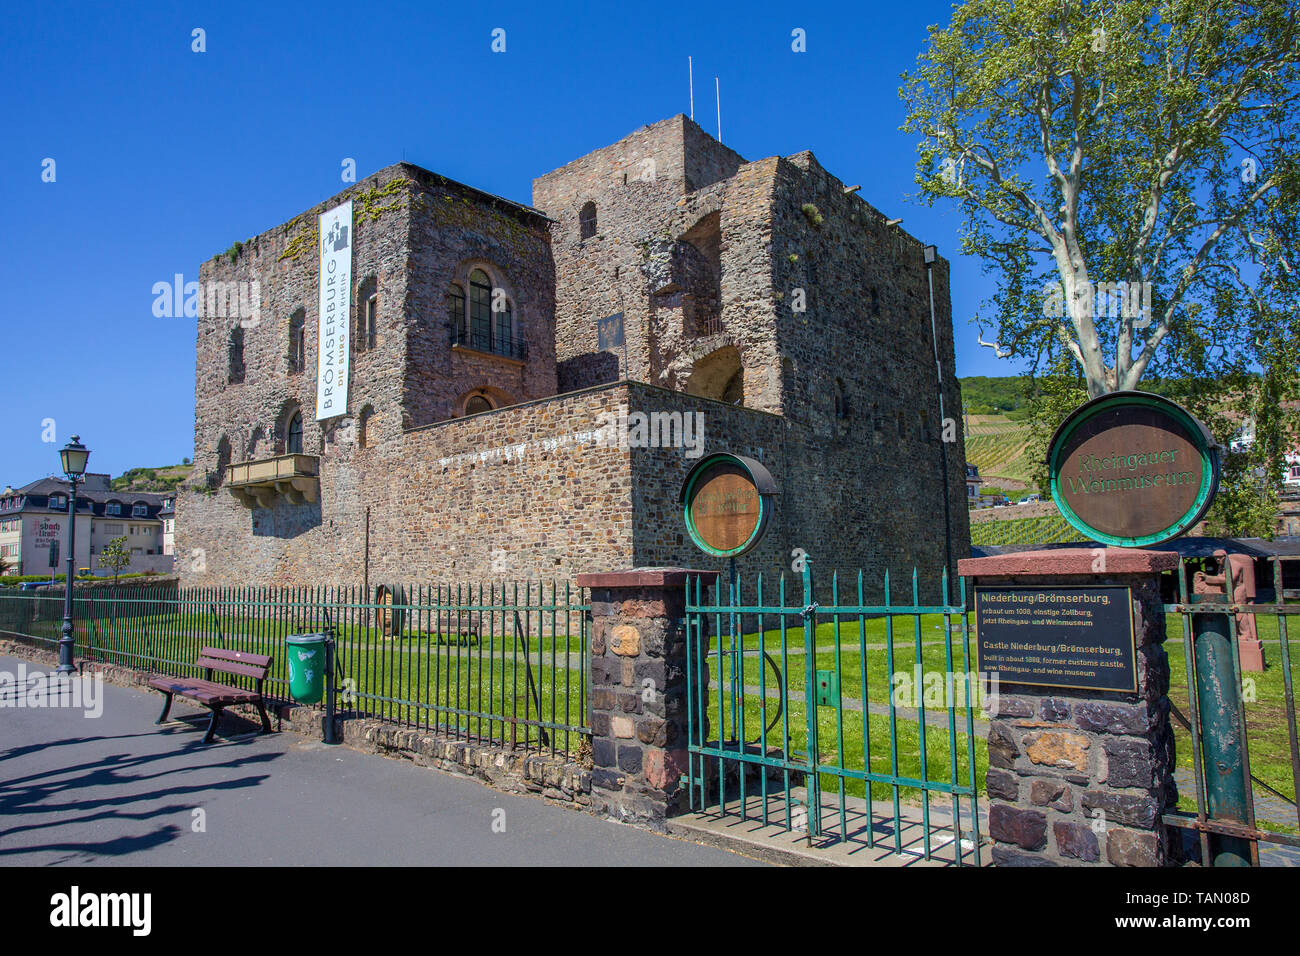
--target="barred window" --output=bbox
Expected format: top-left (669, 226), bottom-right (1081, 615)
top-left (469, 270), bottom-right (493, 347)
top-left (579, 201), bottom-right (597, 240)
top-left (288, 413), bottom-right (303, 455)
top-left (446, 283), bottom-right (466, 334)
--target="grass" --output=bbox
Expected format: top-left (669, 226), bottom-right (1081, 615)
top-left (696, 613), bottom-right (988, 808)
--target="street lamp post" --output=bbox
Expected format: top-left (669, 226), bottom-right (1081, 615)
top-left (922, 245), bottom-right (954, 580)
top-left (56, 436), bottom-right (90, 675)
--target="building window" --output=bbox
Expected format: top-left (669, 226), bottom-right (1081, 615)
top-left (357, 277), bottom-right (378, 351)
top-left (579, 201), bottom-right (597, 240)
top-left (132, 503), bottom-right (147, 518)
top-left (365, 293), bottom-right (378, 350)
top-left (215, 436), bottom-right (232, 488)
top-left (834, 379), bottom-right (848, 420)
top-left (465, 394), bottom-right (493, 415)
top-left (446, 284), bottom-right (466, 336)
top-left (450, 268), bottom-right (519, 358)
top-left (228, 327), bottom-right (245, 384)
top-left (49, 496), bottom-right (65, 510)
top-left (289, 309), bottom-right (305, 373)
top-left (358, 405), bottom-right (374, 450)
top-left (106, 502), bottom-right (121, 516)
top-left (469, 269), bottom-right (493, 348)
top-left (288, 412), bottom-right (303, 455)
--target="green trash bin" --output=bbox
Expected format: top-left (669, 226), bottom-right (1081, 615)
top-left (286, 633), bottom-right (329, 704)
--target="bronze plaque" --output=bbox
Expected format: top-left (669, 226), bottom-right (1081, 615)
top-left (689, 463), bottom-right (762, 553)
top-left (1048, 392), bottom-right (1219, 547)
top-left (974, 586), bottom-right (1137, 692)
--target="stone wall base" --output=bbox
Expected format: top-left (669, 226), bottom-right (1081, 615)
top-left (0, 637), bottom-right (592, 811)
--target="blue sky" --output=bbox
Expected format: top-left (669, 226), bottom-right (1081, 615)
top-left (0, 0), bottom-right (1015, 485)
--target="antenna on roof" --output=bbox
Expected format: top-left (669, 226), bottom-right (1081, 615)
top-left (689, 56), bottom-right (694, 120)
top-left (715, 76), bottom-right (721, 142)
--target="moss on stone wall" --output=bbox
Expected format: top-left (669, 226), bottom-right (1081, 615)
top-left (356, 177), bottom-right (412, 224)
top-left (278, 215), bottom-right (319, 263)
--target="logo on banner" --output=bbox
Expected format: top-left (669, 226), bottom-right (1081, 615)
top-left (317, 201), bottom-right (353, 421)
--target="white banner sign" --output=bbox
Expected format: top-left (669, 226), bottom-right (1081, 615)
top-left (316, 200), bottom-right (353, 420)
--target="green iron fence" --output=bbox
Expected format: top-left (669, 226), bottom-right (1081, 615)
top-left (0, 580), bottom-right (590, 757)
top-left (685, 561), bottom-right (983, 865)
top-left (1161, 557), bottom-right (1300, 864)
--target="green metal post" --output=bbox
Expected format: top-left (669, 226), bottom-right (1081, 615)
top-left (728, 557), bottom-right (739, 741)
top-left (1191, 588), bottom-right (1252, 866)
top-left (801, 559), bottom-right (820, 837)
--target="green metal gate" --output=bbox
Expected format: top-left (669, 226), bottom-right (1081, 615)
top-left (685, 559), bottom-right (983, 864)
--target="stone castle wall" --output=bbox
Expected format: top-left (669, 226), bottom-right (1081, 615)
top-left (181, 376), bottom-right (958, 593)
top-left (181, 116), bottom-right (971, 592)
top-left (194, 165), bottom-right (414, 484)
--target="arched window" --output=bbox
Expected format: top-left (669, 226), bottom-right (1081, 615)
top-left (450, 266), bottom-right (520, 359)
top-left (288, 309), bottom-right (305, 373)
top-left (465, 394), bottom-right (493, 415)
top-left (469, 269), bottom-right (493, 351)
top-left (228, 327), bottom-right (245, 384)
top-left (579, 201), bottom-right (597, 240)
top-left (287, 412), bottom-right (303, 455)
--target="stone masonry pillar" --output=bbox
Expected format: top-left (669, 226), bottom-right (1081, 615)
top-left (575, 568), bottom-right (719, 831)
top-left (958, 549), bottom-right (1179, 867)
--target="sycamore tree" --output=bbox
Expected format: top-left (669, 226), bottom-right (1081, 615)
top-left (902, 0), bottom-right (1300, 534)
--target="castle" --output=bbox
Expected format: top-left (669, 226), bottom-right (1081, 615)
top-left (178, 115), bottom-right (970, 589)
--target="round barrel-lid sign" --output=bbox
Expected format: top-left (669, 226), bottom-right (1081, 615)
top-left (680, 453), bottom-right (778, 558)
top-left (1047, 391), bottom-right (1222, 547)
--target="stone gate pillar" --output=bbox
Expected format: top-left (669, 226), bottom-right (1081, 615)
top-left (575, 568), bottom-right (718, 831)
top-left (958, 548), bottom-right (1179, 867)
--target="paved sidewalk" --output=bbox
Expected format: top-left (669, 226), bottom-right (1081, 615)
top-left (0, 656), bottom-right (760, 867)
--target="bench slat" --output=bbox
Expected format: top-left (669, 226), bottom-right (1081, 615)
top-left (149, 676), bottom-right (259, 705)
top-left (196, 657), bottom-right (271, 681)
top-left (199, 646), bottom-right (272, 668)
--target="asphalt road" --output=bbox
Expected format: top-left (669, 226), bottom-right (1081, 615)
top-left (0, 655), bottom-right (760, 866)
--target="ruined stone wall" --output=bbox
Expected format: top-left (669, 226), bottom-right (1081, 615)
top-left (532, 115), bottom-right (746, 394)
top-left (402, 166), bottom-right (557, 428)
top-left (766, 152), bottom-right (971, 581)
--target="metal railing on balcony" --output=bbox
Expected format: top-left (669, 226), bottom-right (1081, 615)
top-left (450, 325), bottom-right (527, 361)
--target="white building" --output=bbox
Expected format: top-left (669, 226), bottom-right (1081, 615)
top-left (0, 474), bottom-right (174, 577)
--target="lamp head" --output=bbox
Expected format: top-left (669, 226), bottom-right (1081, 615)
top-left (60, 436), bottom-right (90, 479)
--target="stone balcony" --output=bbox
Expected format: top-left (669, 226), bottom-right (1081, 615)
top-left (225, 453), bottom-right (320, 509)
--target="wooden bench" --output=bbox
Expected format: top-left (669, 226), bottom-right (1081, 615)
top-left (150, 647), bottom-right (273, 745)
